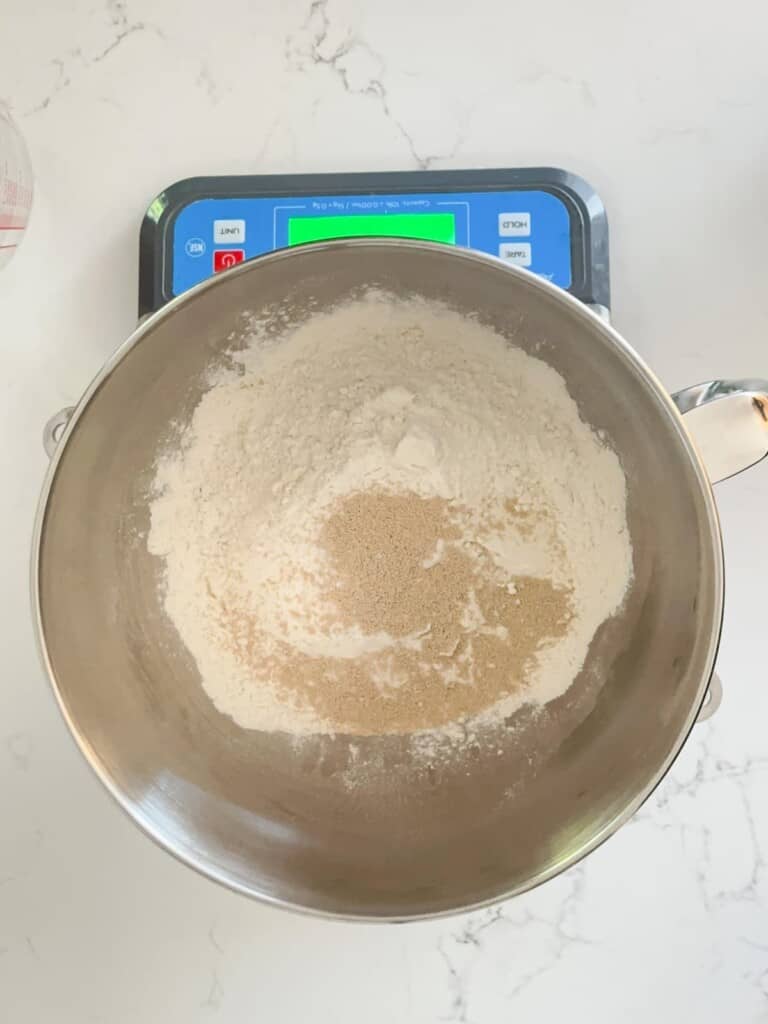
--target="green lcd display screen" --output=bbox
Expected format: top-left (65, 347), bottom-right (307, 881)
top-left (287, 212), bottom-right (456, 246)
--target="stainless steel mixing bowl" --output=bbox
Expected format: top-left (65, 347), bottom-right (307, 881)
top-left (32, 239), bottom-right (768, 920)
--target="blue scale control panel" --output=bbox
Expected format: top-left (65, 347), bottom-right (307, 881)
top-left (139, 169), bottom-right (609, 317)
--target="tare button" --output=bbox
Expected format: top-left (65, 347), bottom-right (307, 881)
top-left (498, 212), bottom-right (531, 237)
top-left (214, 219), bottom-right (246, 244)
top-left (498, 243), bottom-right (532, 266)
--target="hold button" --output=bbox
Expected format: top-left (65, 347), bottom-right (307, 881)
top-left (498, 212), bottom-right (531, 236)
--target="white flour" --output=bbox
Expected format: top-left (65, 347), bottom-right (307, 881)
top-left (147, 291), bottom-right (633, 736)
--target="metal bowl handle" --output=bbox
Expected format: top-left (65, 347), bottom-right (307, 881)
top-left (672, 379), bottom-right (768, 724)
top-left (694, 671), bottom-right (723, 723)
top-left (42, 407), bottom-right (75, 459)
top-left (672, 379), bottom-right (768, 484)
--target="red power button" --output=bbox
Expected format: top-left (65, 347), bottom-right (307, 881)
top-left (213, 249), bottom-right (245, 272)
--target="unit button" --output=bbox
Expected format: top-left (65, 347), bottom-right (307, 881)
top-left (213, 249), bottom-right (245, 272)
top-left (499, 242), bottom-right (532, 266)
top-left (498, 212), bottom-right (530, 237)
top-left (214, 219), bottom-right (246, 244)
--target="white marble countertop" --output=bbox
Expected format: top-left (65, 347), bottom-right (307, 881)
top-left (3, 1), bottom-right (768, 1020)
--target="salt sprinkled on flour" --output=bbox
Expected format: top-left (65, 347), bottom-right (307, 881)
top-left (147, 291), bottom-right (633, 739)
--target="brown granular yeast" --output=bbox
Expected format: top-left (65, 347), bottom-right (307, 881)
top-left (218, 491), bottom-right (573, 736)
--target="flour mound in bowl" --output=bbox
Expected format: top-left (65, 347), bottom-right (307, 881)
top-left (147, 291), bottom-right (633, 738)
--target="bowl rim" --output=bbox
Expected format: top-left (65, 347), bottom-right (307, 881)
top-left (29, 237), bottom-right (725, 921)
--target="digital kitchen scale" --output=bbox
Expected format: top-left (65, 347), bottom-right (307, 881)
top-left (139, 168), bottom-right (609, 318)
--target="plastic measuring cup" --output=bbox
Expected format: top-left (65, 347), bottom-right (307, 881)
top-left (0, 106), bottom-right (33, 269)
